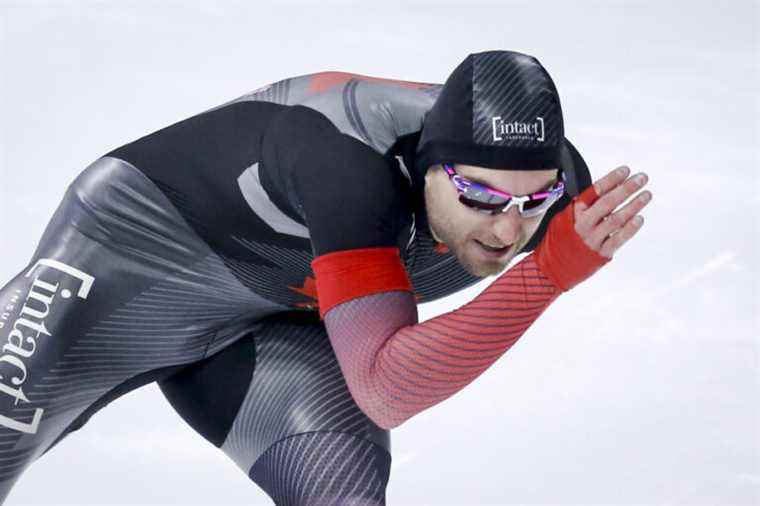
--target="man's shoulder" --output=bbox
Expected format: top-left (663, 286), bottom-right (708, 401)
top-left (230, 71), bottom-right (441, 157)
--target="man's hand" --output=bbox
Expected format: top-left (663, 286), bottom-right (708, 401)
top-left (574, 166), bottom-right (651, 259)
top-left (534, 165), bottom-right (652, 292)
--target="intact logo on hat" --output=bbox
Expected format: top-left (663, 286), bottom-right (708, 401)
top-left (491, 116), bottom-right (545, 143)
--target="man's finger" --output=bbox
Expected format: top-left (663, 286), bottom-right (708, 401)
top-left (591, 166), bottom-right (631, 201)
top-left (587, 189), bottom-right (652, 248)
top-left (599, 215), bottom-right (645, 258)
top-left (586, 172), bottom-right (648, 226)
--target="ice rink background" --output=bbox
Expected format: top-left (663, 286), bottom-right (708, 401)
top-left (0, 1), bottom-right (757, 505)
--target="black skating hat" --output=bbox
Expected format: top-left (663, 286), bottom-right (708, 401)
top-left (410, 50), bottom-right (594, 255)
top-left (416, 50), bottom-right (565, 174)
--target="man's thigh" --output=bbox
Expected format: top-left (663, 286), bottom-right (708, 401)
top-left (159, 311), bottom-right (392, 505)
top-left (0, 156), bottom-right (280, 501)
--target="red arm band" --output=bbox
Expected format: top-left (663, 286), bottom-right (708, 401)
top-left (311, 247), bottom-right (413, 318)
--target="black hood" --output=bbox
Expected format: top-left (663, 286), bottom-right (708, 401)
top-left (400, 50), bottom-right (593, 254)
top-left (415, 50), bottom-right (565, 175)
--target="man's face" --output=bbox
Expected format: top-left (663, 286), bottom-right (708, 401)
top-left (424, 163), bottom-right (559, 277)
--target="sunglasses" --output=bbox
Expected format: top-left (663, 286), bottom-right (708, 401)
top-left (442, 163), bottom-right (565, 217)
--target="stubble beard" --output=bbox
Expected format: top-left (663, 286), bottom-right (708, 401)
top-left (425, 198), bottom-right (507, 279)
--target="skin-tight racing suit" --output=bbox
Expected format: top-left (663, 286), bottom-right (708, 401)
top-left (0, 71), bottom-right (603, 505)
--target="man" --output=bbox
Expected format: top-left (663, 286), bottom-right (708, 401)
top-left (0, 50), bottom-right (651, 504)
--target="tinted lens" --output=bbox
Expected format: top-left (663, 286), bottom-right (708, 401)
top-left (522, 196), bottom-right (549, 211)
top-left (461, 187), bottom-right (509, 208)
top-left (458, 186), bottom-right (561, 216)
top-left (521, 194), bottom-right (559, 217)
top-left (459, 194), bottom-right (505, 211)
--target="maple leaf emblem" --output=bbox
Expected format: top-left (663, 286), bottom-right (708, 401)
top-left (288, 276), bottom-right (319, 310)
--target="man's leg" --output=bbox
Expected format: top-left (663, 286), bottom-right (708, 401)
top-left (159, 311), bottom-right (392, 506)
top-left (0, 156), bottom-right (279, 503)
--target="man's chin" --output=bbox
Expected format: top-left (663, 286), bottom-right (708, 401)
top-left (454, 244), bottom-right (513, 278)
top-left (466, 261), bottom-right (507, 278)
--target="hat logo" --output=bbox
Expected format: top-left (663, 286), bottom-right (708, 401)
top-left (492, 116), bottom-right (545, 143)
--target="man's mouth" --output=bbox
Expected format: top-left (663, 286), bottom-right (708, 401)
top-left (474, 239), bottom-right (513, 255)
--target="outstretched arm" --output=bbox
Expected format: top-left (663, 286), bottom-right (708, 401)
top-left (261, 105), bottom-right (650, 429)
top-left (317, 166), bottom-right (650, 429)
top-left (323, 252), bottom-right (559, 430)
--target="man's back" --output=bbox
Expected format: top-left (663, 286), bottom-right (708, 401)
top-left (104, 71), bottom-right (483, 314)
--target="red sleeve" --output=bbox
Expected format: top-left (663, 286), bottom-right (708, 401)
top-left (320, 190), bottom-right (612, 430)
top-left (323, 252), bottom-right (561, 430)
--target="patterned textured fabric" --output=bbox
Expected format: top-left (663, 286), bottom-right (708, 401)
top-left (160, 313), bottom-right (391, 505)
top-left (0, 57), bottom-right (596, 502)
top-left (0, 157), bottom-right (286, 502)
top-left (249, 431), bottom-right (390, 506)
top-left (415, 50), bottom-right (564, 175)
top-left (325, 253), bottom-right (561, 429)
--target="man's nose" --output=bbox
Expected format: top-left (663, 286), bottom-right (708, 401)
top-left (491, 205), bottom-right (522, 244)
